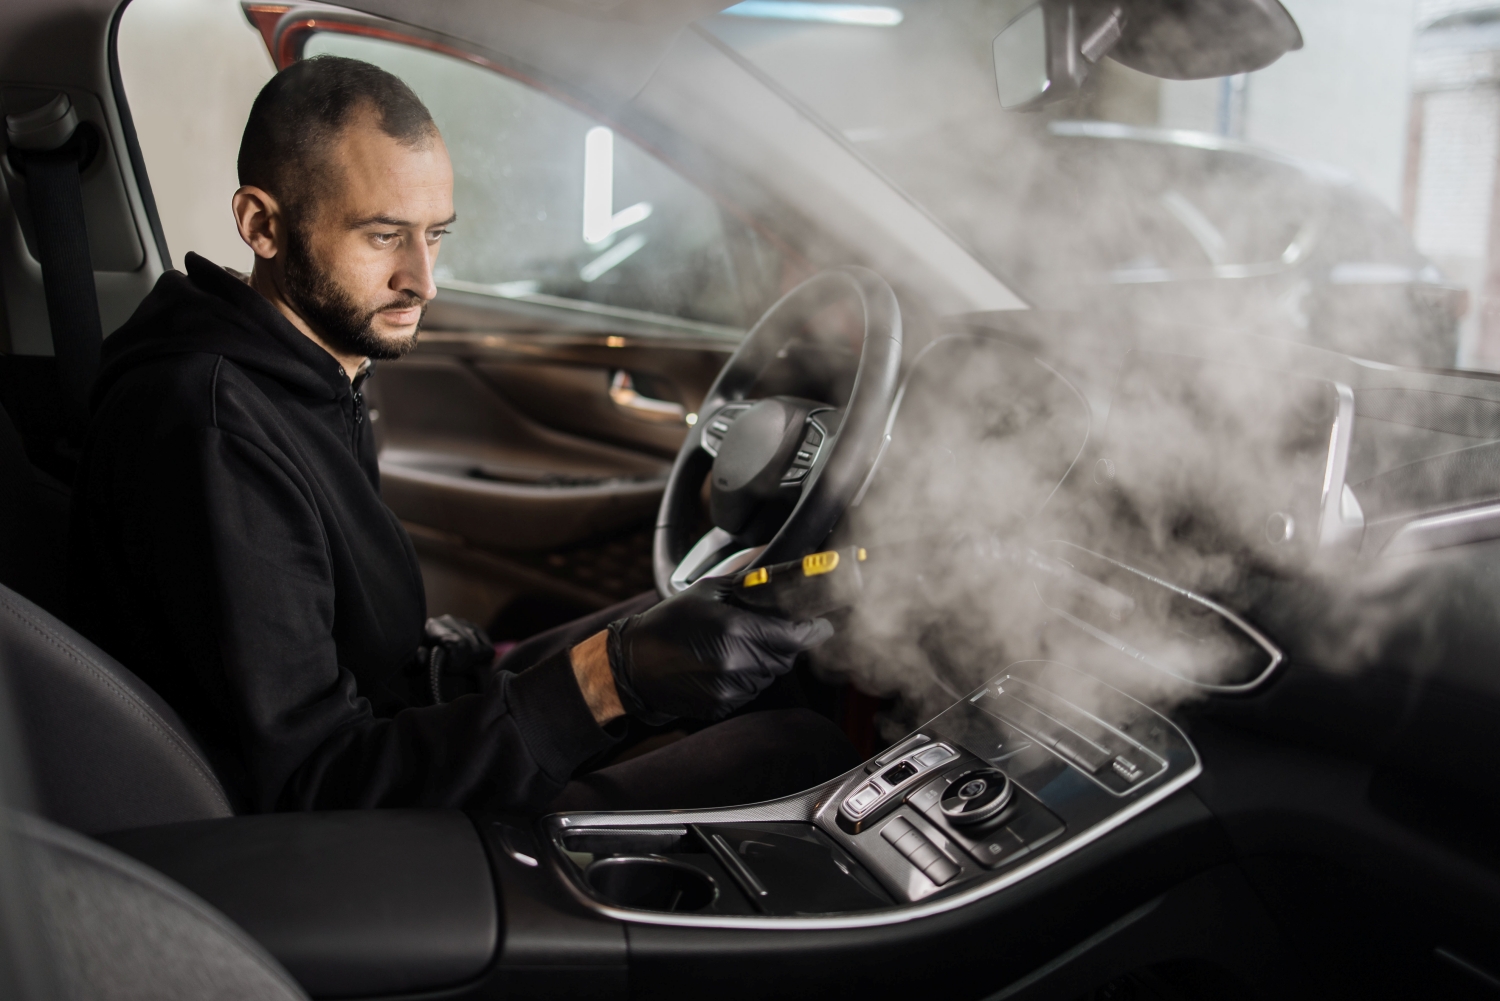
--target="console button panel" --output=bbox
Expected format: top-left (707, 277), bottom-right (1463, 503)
top-left (545, 658), bottom-right (1199, 922)
top-left (815, 660), bottom-right (1197, 903)
top-left (969, 677), bottom-right (1167, 795)
top-left (838, 742), bottom-right (958, 830)
top-left (879, 817), bottom-right (960, 885)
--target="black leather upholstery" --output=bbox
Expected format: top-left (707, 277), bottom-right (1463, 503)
top-left (13, 811), bottom-right (307, 1000)
top-left (0, 583), bottom-right (233, 834)
top-left (104, 811), bottom-right (500, 997)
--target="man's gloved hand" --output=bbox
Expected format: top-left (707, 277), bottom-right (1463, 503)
top-left (606, 575), bottom-right (835, 725)
top-left (422, 614), bottom-right (496, 705)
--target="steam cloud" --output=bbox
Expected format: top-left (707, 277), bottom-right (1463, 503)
top-left (683, 4), bottom-right (1467, 735)
top-left (810, 327), bottom-right (1449, 738)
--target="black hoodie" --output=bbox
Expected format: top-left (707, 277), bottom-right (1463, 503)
top-left (68, 253), bottom-right (616, 811)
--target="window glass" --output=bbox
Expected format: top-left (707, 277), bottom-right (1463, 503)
top-left (702, 1), bottom-right (1479, 370)
top-left (304, 32), bottom-right (776, 330)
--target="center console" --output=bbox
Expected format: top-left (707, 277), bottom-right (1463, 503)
top-left (533, 660), bottom-right (1198, 927)
top-left (103, 658), bottom-right (1204, 1000)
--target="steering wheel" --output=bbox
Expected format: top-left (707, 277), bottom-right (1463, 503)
top-left (653, 267), bottom-right (903, 596)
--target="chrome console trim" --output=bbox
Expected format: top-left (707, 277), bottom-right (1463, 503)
top-left (1317, 383), bottom-right (1363, 556)
top-left (1040, 543), bottom-right (1285, 695)
top-left (1381, 500), bottom-right (1500, 557)
top-left (541, 687), bottom-right (1201, 930)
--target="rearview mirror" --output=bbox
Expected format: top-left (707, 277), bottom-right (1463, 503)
top-left (993, 0), bottom-right (1302, 112)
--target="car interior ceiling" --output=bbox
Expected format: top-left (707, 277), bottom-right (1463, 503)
top-left (3, 0), bottom-right (1500, 1000)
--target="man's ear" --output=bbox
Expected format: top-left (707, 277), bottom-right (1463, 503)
top-left (232, 186), bottom-right (284, 261)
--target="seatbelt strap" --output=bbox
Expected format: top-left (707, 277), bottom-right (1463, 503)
top-left (6, 94), bottom-right (102, 441)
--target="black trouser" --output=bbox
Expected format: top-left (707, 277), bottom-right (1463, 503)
top-left (496, 593), bottom-right (862, 813)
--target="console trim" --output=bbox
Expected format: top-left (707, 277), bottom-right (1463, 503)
top-left (1040, 542), bottom-right (1285, 695)
top-left (540, 718), bottom-right (1200, 930)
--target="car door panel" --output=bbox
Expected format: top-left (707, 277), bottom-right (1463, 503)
top-left (473, 354), bottom-right (726, 449)
top-left (370, 300), bottom-right (734, 631)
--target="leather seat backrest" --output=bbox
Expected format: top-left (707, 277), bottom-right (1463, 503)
top-left (0, 583), bottom-right (232, 834)
top-left (13, 811), bottom-right (307, 1000)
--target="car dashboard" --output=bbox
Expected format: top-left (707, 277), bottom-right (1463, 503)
top-left (102, 321), bottom-right (1500, 999)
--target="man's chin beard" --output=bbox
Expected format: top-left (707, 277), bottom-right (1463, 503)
top-left (283, 227), bottom-right (425, 363)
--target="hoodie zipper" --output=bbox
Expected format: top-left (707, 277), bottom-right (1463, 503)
top-left (348, 363), bottom-right (372, 457)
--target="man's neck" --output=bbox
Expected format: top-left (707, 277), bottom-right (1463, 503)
top-left (249, 261), bottom-right (367, 382)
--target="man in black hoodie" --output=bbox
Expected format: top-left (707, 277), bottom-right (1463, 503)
top-left (68, 56), bottom-right (858, 813)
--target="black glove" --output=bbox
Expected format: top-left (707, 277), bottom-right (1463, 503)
top-left (420, 614), bottom-right (496, 705)
top-left (606, 576), bottom-right (835, 724)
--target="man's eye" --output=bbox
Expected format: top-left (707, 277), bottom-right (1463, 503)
top-left (373, 233), bottom-right (398, 246)
top-left (428, 228), bottom-right (451, 242)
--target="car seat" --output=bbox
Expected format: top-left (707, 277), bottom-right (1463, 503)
top-left (0, 578), bottom-right (232, 835)
top-left (8, 811), bottom-right (308, 1001)
top-left (0, 463), bottom-right (296, 996)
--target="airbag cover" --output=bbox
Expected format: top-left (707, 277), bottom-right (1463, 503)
top-left (710, 398), bottom-right (804, 533)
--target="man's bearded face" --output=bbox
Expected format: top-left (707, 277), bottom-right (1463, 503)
top-left (282, 219), bottom-right (425, 362)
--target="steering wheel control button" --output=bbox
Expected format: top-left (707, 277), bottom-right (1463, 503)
top-left (779, 416), bottom-right (829, 485)
top-left (699, 403), bottom-right (750, 457)
top-left (939, 769), bottom-right (1013, 828)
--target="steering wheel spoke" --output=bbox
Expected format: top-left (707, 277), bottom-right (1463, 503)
top-left (780, 408), bottom-right (836, 486)
top-left (654, 268), bottom-right (903, 596)
top-left (668, 528), bottom-right (766, 591)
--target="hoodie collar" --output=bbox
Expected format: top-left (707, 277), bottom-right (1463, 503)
top-left (184, 253), bottom-right (354, 400)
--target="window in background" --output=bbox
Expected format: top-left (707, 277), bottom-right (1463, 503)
top-left (304, 32), bottom-right (780, 330)
top-left (116, 0), bottom-right (275, 271)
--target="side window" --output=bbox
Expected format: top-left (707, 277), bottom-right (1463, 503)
top-left (302, 32), bottom-right (780, 330)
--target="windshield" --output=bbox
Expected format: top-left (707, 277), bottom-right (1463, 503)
top-left (703, 1), bottom-right (1484, 371)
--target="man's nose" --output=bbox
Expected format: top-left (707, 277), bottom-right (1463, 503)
top-left (394, 237), bottom-right (439, 302)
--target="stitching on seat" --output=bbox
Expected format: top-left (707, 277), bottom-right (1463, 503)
top-left (0, 593), bottom-right (232, 815)
top-left (13, 814), bottom-right (309, 999)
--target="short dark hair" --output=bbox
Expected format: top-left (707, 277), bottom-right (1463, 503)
top-left (238, 55), bottom-right (437, 217)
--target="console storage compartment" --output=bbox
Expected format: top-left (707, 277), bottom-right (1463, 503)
top-left (102, 810), bottom-right (498, 998)
top-left (554, 822), bottom-right (890, 916)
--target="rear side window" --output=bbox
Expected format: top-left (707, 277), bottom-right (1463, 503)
top-left (303, 32), bottom-right (778, 330)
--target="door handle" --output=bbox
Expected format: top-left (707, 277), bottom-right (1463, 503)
top-left (609, 370), bottom-right (686, 424)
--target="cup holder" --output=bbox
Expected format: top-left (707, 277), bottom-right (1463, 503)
top-left (584, 855), bottom-right (718, 913)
